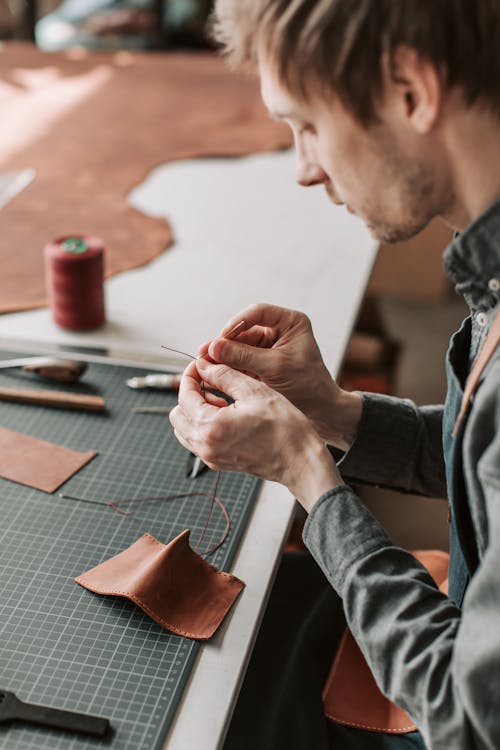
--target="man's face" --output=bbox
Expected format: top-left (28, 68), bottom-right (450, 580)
top-left (259, 58), bottom-right (449, 243)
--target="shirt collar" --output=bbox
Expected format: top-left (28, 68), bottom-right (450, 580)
top-left (444, 197), bottom-right (500, 310)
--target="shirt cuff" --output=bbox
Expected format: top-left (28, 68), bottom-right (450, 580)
top-left (333, 392), bottom-right (424, 491)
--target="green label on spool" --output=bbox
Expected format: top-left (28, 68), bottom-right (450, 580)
top-left (61, 237), bottom-right (88, 254)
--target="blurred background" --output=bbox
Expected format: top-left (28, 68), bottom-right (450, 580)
top-left (0, 0), bottom-right (213, 50)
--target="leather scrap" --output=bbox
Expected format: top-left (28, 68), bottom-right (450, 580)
top-left (0, 426), bottom-right (97, 493)
top-left (323, 549), bottom-right (449, 733)
top-left (75, 530), bottom-right (245, 640)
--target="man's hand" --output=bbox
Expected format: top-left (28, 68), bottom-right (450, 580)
top-left (199, 303), bottom-right (362, 451)
top-left (169, 358), bottom-right (343, 512)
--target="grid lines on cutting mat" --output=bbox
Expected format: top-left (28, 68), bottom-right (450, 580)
top-left (0, 352), bottom-right (260, 750)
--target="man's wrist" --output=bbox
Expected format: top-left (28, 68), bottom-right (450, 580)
top-left (285, 432), bottom-right (344, 513)
top-left (312, 388), bottom-right (363, 452)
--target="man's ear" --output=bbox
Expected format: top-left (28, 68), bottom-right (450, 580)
top-left (384, 45), bottom-right (442, 133)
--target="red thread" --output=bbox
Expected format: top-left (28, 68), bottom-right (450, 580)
top-left (61, 477), bottom-right (231, 557)
top-left (44, 235), bottom-right (105, 331)
top-left (194, 469), bottom-right (221, 551)
top-left (103, 471), bottom-right (230, 556)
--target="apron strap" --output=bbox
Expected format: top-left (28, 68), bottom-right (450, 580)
top-left (453, 308), bottom-right (500, 437)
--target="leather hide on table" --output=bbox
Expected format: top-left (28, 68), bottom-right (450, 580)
top-left (0, 43), bottom-right (291, 313)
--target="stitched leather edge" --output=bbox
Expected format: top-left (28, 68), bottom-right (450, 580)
top-left (75, 578), bottom-right (226, 639)
top-left (323, 712), bottom-right (417, 734)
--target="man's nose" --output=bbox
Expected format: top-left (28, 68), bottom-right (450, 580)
top-left (295, 153), bottom-right (327, 187)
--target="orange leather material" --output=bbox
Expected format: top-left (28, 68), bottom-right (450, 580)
top-left (0, 426), bottom-right (97, 493)
top-left (323, 549), bottom-right (449, 733)
top-left (75, 530), bottom-right (245, 640)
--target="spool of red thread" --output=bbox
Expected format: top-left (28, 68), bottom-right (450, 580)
top-left (44, 235), bottom-right (106, 331)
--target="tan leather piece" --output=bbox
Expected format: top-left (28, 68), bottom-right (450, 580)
top-left (75, 531), bottom-right (245, 640)
top-left (323, 549), bottom-right (449, 733)
top-left (0, 42), bottom-right (291, 314)
top-left (0, 426), bottom-right (97, 493)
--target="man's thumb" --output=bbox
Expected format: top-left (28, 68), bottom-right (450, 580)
top-left (197, 358), bottom-right (250, 399)
top-left (208, 339), bottom-right (269, 377)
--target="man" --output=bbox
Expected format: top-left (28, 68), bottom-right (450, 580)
top-left (170, 2), bottom-right (500, 748)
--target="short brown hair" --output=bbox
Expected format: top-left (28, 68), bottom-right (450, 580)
top-left (212, 0), bottom-right (500, 125)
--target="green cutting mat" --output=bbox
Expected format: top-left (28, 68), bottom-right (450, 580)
top-left (0, 351), bottom-right (260, 750)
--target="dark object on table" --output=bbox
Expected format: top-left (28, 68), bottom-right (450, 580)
top-left (0, 689), bottom-right (111, 738)
top-left (0, 357), bottom-right (87, 383)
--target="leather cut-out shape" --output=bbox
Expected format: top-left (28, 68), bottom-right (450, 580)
top-left (0, 427), bottom-right (97, 493)
top-left (75, 531), bottom-right (245, 640)
top-left (323, 549), bottom-right (449, 733)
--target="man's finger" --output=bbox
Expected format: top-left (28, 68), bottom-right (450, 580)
top-left (203, 389), bottom-right (230, 408)
top-left (196, 358), bottom-right (254, 400)
top-left (209, 326), bottom-right (275, 359)
top-left (178, 360), bottom-right (219, 417)
top-left (219, 303), bottom-right (293, 338)
top-left (207, 338), bottom-right (277, 377)
top-left (169, 406), bottom-right (194, 449)
top-left (172, 428), bottom-right (194, 455)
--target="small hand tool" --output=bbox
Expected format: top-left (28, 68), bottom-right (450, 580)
top-left (126, 373), bottom-right (181, 390)
top-left (0, 386), bottom-right (106, 412)
top-left (0, 357), bottom-right (86, 383)
top-left (0, 689), bottom-right (110, 738)
top-left (186, 452), bottom-right (209, 479)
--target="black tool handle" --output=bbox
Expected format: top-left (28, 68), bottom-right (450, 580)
top-left (13, 696), bottom-right (110, 738)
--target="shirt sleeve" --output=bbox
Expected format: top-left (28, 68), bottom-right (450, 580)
top-left (303, 367), bottom-right (500, 749)
top-left (333, 392), bottom-right (446, 498)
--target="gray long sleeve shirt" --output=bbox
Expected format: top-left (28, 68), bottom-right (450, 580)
top-left (303, 199), bottom-right (500, 750)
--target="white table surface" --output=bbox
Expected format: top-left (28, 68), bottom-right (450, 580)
top-left (0, 149), bottom-right (377, 749)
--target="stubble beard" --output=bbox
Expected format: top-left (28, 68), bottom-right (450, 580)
top-left (371, 165), bottom-right (440, 243)
top-left (368, 136), bottom-right (447, 244)
top-left (334, 125), bottom-right (449, 244)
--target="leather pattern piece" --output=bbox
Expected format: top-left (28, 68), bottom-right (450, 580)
top-left (0, 426), bottom-right (97, 493)
top-left (75, 531), bottom-right (245, 640)
top-left (323, 549), bottom-right (449, 733)
top-left (0, 42), bottom-right (291, 314)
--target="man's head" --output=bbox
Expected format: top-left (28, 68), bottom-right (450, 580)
top-left (213, 1), bottom-right (500, 240)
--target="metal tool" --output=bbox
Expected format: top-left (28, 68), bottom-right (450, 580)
top-left (0, 689), bottom-right (110, 738)
top-left (126, 373), bottom-right (181, 390)
top-left (0, 357), bottom-right (87, 383)
top-left (131, 406), bottom-right (173, 414)
top-left (186, 452), bottom-right (209, 479)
